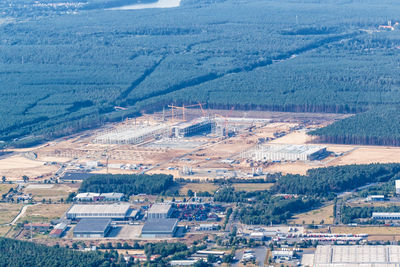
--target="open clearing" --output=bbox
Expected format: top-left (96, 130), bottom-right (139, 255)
top-left (21, 204), bottom-right (70, 222)
top-left (332, 226), bottom-right (400, 235)
top-left (24, 184), bottom-right (77, 202)
top-left (0, 204), bottom-right (23, 225)
top-left (0, 155), bottom-right (58, 180)
top-left (290, 204), bottom-right (334, 225)
top-left (0, 184), bottom-right (15, 195)
top-left (179, 183), bottom-right (218, 195)
top-left (232, 183), bottom-right (273, 192)
top-left (0, 225), bottom-right (11, 237)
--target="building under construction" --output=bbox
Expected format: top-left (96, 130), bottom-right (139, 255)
top-left (172, 118), bottom-right (214, 138)
top-left (93, 124), bottom-right (169, 145)
top-left (242, 144), bottom-right (327, 162)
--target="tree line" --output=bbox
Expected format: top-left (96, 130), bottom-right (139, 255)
top-left (79, 174), bottom-right (175, 196)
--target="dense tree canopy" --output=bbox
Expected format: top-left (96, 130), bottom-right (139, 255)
top-left (79, 173), bottom-right (175, 196)
top-left (0, 238), bottom-right (116, 267)
top-left (271, 164), bottom-right (400, 197)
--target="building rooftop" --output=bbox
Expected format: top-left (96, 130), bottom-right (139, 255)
top-left (373, 212), bottom-right (400, 216)
top-left (257, 144), bottom-right (326, 155)
top-left (75, 192), bottom-right (100, 198)
top-left (148, 203), bottom-right (172, 214)
top-left (101, 192), bottom-right (124, 198)
top-left (313, 245), bottom-right (400, 266)
top-left (142, 218), bottom-right (178, 233)
top-left (68, 204), bottom-right (131, 215)
top-left (74, 218), bottom-right (111, 234)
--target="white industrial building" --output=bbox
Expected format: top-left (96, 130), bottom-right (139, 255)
top-left (147, 203), bottom-right (172, 219)
top-left (66, 204), bottom-right (131, 220)
top-left (307, 245), bottom-right (400, 267)
top-left (372, 212), bottom-right (400, 220)
top-left (396, 180), bottom-right (400, 195)
top-left (241, 144), bottom-right (327, 162)
top-left (93, 124), bottom-right (169, 145)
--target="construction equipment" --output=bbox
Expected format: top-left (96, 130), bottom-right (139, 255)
top-left (168, 103), bottom-right (206, 121)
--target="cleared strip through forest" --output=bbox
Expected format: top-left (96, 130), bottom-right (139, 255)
top-left (117, 56), bottom-right (165, 101)
top-left (125, 31), bottom-right (362, 108)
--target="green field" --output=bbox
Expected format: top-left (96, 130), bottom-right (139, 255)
top-left (1, 0), bottom-right (400, 147)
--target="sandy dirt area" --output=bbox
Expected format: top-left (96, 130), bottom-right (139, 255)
top-left (0, 156), bottom-right (58, 179)
top-left (290, 204), bottom-right (334, 224)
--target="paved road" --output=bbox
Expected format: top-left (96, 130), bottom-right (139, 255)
top-left (9, 204), bottom-right (40, 225)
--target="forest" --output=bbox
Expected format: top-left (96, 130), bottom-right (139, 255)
top-left (78, 173), bottom-right (175, 196)
top-left (1, 0), bottom-right (400, 147)
top-left (0, 238), bottom-right (118, 267)
top-left (271, 163), bottom-right (400, 197)
top-left (309, 107), bottom-right (400, 146)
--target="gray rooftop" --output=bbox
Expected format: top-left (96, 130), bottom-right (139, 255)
top-left (148, 203), bottom-right (172, 214)
top-left (68, 204), bottom-right (130, 215)
top-left (142, 219), bottom-right (178, 233)
top-left (74, 218), bottom-right (111, 234)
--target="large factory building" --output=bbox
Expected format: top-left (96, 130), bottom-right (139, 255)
top-left (242, 144), bottom-right (327, 162)
top-left (66, 204), bottom-right (132, 220)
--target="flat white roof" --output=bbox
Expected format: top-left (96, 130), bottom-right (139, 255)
top-left (68, 204), bottom-right (130, 215)
top-left (313, 245), bottom-right (400, 266)
top-left (373, 212), bottom-right (400, 217)
top-left (256, 144), bottom-right (326, 155)
top-left (148, 203), bottom-right (172, 214)
top-left (76, 193), bottom-right (100, 198)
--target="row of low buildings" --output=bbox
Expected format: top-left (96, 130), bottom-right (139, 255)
top-left (74, 192), bottom-right (124, 202)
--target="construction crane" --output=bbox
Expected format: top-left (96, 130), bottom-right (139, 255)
top-left (168, 103), bottom-right (206, 121)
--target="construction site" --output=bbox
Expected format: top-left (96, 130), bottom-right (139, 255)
top-left (2, 105), bottom-right (400, 181)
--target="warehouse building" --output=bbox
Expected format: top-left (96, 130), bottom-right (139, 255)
top-left (307, 245), bottom-right (400, 266)
top-left (148, 203), bottom-right (172, 219)
top-left (74, 192), bottom-right (124, 202)
top-left (73, 218), bottom-right (111, 238)
top-left (242, 144), bottom-right (327, 162)
top-left (66, 204), bottom-right (131, 220)
top-left (372, 212), bottom-right (400, 220)
top-left (141, 218), bottom-right (178, 238)
top-left (172, 118), bottom-right (214, 138)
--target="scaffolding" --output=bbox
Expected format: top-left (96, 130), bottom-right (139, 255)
top-left (93, 124), bottom-right (169, 145)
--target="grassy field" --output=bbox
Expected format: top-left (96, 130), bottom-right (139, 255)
top-left (24, 184), bottom-right (77, 202)
top-left (0, 184), bottom-right (15, 195)
top-left (0, 225), bottom-right (11, 237)
top-left (289, 204), bottom-right (334, 225)
top-left (332, 226), bottom-right (400, 235)
top-left (0, 204), bottom-right (23, 225)
top-left (179, 183), bottom-right (218, 195)
top-left (21, 204), bottom-right (70, 222)
top-left (232, 183), bottom-right (273, 192)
